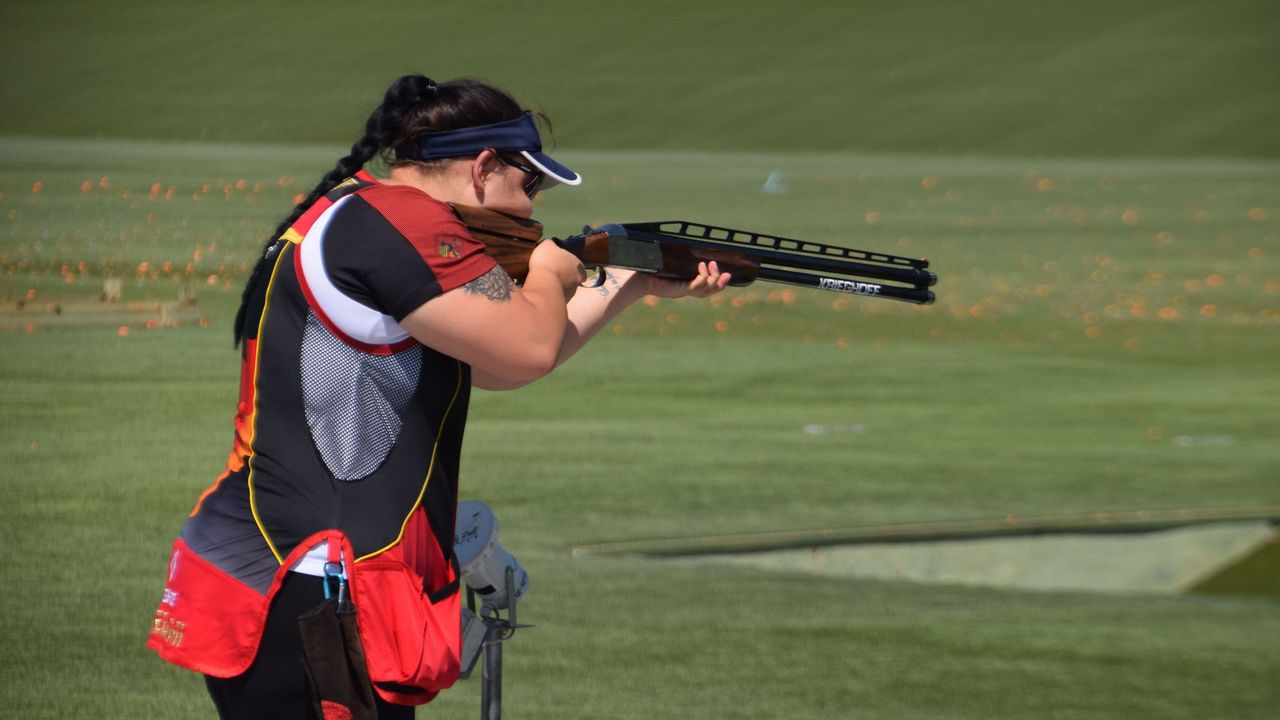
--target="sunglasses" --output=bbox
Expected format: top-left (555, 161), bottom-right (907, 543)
top-left (492, 151), bottom-right (545, 198)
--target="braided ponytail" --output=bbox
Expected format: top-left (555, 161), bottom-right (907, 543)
top-left (233, 75), bottom-right (441, 346)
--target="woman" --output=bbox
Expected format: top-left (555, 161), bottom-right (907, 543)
top-left (146, 75), bottom-right (728, 718)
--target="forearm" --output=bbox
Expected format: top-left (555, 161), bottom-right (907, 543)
top-left (475, 261), bottom-right (729, 390)
top-left (518, 266), bottom-right (573, 361)
top-left (555, 268), bottom-right (648, 366)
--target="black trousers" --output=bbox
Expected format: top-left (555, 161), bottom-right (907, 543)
top-left (204, 572), bottom-right (414, 720)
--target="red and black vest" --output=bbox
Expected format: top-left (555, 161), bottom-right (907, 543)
top-left (148, 172), bottom-right (497, 705)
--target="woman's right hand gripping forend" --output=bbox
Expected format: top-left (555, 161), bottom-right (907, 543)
top-left (528, 237), bottom-right (587, 302)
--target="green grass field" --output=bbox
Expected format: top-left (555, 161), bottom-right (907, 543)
top-left (2, 1), bottom-right (1279, 718)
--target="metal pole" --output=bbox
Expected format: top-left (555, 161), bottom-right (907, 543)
top-left (479, 566), bottom-right (518, 720)
top-left (480, 634), bottom-right (503, 720)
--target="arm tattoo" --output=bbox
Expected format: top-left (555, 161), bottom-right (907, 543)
top-left (594, 269), bottom-right (623, 297)
top-left (463, 266), bottom-right (514, 302)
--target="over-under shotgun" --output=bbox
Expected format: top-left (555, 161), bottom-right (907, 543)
top-left (451, 204), bottom-right (937, 304)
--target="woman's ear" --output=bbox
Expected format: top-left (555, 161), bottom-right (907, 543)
top-left (470, 148), bottom-right (500, 198)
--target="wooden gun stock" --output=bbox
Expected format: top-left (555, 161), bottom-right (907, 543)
top-left (449, 204), bottom-right (543, 282)
top-left (449, 203), bottom-right (935, 304)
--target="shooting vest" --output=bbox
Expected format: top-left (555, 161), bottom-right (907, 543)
top-left (148, 172), bottom-right (495, 705)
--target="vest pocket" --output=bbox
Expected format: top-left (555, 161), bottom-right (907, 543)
top-left (350, 557), bottom-right (461, 705)
top-left (146, 539), bottom-right (271, 678)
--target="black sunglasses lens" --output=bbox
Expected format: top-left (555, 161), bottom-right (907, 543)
top-left (524, 173), bottom-right (543, 198)
top-left (497, 153), bottom-right (543, 197)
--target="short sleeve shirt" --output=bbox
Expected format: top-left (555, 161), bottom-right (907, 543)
top-left (319, 183), bottom-right (497, 321)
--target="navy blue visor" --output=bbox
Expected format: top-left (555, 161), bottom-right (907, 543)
top-left (393, 113), bottom-right (581, 189)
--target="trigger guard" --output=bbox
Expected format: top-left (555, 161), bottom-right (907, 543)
top-left (582, 268), bottom-right (607, 288)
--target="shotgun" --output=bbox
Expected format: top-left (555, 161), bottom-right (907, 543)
top-left (450, 204), bottom-right (937, 304)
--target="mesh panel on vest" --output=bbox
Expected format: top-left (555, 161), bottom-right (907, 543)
top-left (300, 313), bottom-right (422, 481)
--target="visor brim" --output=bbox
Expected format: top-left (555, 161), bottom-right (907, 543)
top-left (519, 150), bottom-right (581, 190)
